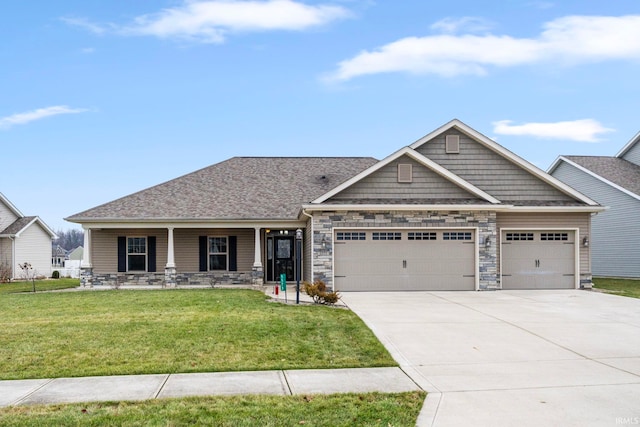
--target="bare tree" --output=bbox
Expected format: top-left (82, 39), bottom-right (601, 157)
top-left (54, 229), bottom-right (84, 251)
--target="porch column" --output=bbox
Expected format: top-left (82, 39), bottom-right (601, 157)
top-left (252, 227), bottom-right (264, 285)
top-left (165, 227), bottom-right (177, 288)
top-left (166, 227), bottom-right (176, 268)
top-left (80, 228), bottom-right (93, 288)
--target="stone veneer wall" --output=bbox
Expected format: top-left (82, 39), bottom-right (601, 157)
top-left (312, 210), bottom-right (498, 290)
top-left (85, 271), bottom-right (254, 287)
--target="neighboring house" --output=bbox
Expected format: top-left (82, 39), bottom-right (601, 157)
top-left (548, 131), bottom-right (640, 278)
top-left (0, 193), bottom-right (57, 280)
top-left (52, 244), bottom-right (68, 267)
top-left (68, 246), bottom-right (84, 261)
top-left (66, 119), bottom-right (603, 291)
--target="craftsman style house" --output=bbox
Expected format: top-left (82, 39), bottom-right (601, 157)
top-left (66, 120), bottom-right (603, 291)
top-left (0, 192), bottom-right (57, 280)
top-left (549, 131), bottom-right (640, 278)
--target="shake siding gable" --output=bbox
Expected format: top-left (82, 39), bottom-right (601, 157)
top-left (551, 161), bottom-right (640, 278)
top-left (328, 155), bottom-right (480, 202)
top-left (415, 131), bottom-right (575, 202)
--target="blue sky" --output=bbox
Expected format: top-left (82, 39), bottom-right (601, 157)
top-left (2, 0), bottom-right (639, 231)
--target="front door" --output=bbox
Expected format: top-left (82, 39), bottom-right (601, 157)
top-left (267, 236), bottom-right (295, 282)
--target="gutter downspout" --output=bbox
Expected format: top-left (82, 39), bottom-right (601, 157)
top-left (301, 209), bottom-right (313, 283)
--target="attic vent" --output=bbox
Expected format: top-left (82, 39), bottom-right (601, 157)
top-left (397, 164), bottom-right (412, 183)
top-left (446, 135), bottom-right (460, 154)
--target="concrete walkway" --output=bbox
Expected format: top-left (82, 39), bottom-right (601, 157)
top-left (340, 290), bottom-right (640, 427)
top-left (0, 367), bottom-right (420, 407)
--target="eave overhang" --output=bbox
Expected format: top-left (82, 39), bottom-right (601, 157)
top-left (65, 217), bottom-right (307, 229)
top-left (301, 204), bottom-right (606, 214)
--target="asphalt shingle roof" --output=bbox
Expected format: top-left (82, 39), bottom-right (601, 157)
top-left (564, 156), bottom-right (640, 196)
top-left (0, 216), bottom-right (35, 235)
top-left (66, 157), bottom-right (378, 222)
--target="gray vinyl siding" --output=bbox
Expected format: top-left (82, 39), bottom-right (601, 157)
top-left (551, 161), bottom-right (640, 278)
top-left (330, 155), bottom-right (478, 201)
top-left (0, 200), bottom-right (19, 231)
top-left (621, 142), bottom-right (640, 166)
top-left (496, 212), bottom-right (590, 275)
top-left (91, 228), bottom-right (254, 274)
top-left (416, 131), bottom-right (575, 202)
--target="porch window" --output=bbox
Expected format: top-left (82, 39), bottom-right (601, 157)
top-left (127, 237), bottom-right (147, 271)
top-left (209, 237), bottom-right (228, 270)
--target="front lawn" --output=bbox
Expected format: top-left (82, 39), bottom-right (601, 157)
top-left (0, 289), bottom-right (395, 380)
top-left (592, 277), bottom-right (640, 299)
top-left (0, 392), bottom-right (426, 426)
top-left (0, 278), bottom-right (79, 294)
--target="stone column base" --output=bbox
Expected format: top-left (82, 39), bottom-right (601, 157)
top-left (251, 266), bottom-right (264, 285)
top-left (80, 267), bottom-right (93, 288)
top-left (164, 267), bottom-right (177, 288)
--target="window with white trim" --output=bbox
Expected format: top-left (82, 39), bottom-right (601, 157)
top-left (541, 232), bottom-right (568, 241)
top-left (127, 237), bottom-right (147, 271)
top-left (408, 232), bottom-right (437, 241)
top-left (443, 231), bottom-right (472, 241)
top-left (209, 237), bottom-right (228, 270)
top-left (336, 232), bottom-right (366, 241)
top-left (372, 232), bottom-right (401, 241)
top-left (506, 233), bottom-right (534, 241)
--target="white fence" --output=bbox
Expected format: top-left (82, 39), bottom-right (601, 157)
top-left (52, 260), bottom-right (80, 278)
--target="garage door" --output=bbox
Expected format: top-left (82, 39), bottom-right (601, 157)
top-left (501, 231), bottom-right (576, 289)
top-left (334, 229), bottom-right (476, 291)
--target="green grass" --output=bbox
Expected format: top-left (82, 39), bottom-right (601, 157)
top-left (0, 278), bottom-right (79, 294)
top-left (592, 277), bottom-right (640, 299)
top-left (0, 289), bottom-right (395, 380)
top-left (0, 392), bottom-right (426, 426)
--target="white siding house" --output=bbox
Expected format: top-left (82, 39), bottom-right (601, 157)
top-left (0, 193), bottom-right (57, 280)
top-left (549, 132), bottom-right (640, 278)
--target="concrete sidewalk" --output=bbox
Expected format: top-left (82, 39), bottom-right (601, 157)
top-left (0, 367), bottom-right (421, 407)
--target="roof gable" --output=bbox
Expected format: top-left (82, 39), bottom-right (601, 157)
top-left (313, 147), bottom-right (499, 205)
top-left (616, 130), bottom-right (640, 166)
top-left (409, 119), bottom-right (598, 206)
top-left (0, 216), bottom-right (56, 238)
top-left (549, 156), bottom-right (640, 201)
top-left (0, 192), bottom-right (23, 231)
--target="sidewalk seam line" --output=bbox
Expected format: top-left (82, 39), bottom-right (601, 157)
top-left (153, 374), bottom-right (171, 399)
top-left (281, 370), bottom-right (293, 395)
top-left (12, 378), bottom-right (55, 406)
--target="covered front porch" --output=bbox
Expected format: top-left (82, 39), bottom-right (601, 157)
top-left (78, 222), bottom-right (308, 288)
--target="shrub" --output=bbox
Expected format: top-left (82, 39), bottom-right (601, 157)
top-left (52, 270), bottom-right (60, 279)
top-left (0, 262), bottom-right (11, 283)
top-left (302, 280), bottom-right (340, 305)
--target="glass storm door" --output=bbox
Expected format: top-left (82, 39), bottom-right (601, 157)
top-left (267, 236), bottom-right (295, 281)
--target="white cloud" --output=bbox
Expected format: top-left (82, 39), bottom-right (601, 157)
top-left (492, 119), bottom-right (614, 142)
top-left (0, 106), bottom-right (88, 130)
top-left (60, 17), bottom-right (109, 34)
top-left (327, 14), bottom-right (640, 81)
top-left (64, 0), bottom-right (351, 44)
top-left (430, 17), bottom-right (493, 34)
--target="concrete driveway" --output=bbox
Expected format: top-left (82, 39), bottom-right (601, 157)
top-left (340, 290), bottom-right (640, 427)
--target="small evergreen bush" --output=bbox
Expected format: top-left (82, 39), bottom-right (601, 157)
top-left (302, 280), bottom-right (340, 305)
top-left (52, 270), bottom-right (60, 279)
